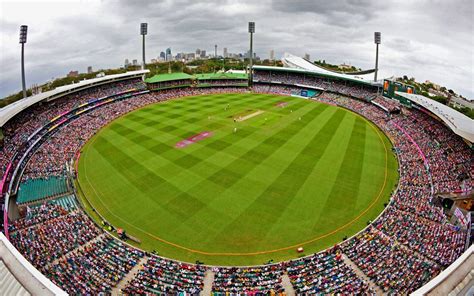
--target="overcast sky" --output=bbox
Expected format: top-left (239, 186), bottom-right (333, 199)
top-left (0, 0), bottom-right (473, 99)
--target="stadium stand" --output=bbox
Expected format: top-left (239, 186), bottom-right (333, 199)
top-left (211, 265), bottom-right (285, 295)
top-left (0, 70), bottom-right (472, 294)
top-left (122, 256), bottom-right (206, 295)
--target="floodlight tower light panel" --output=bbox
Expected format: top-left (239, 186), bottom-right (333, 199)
top-left (248, 22), bottom-right (255, 33)
top-left (374, 32), bottom-right (381, 44)
top-left (141, 23), bottom-right (148, 35)
top-left (19, 25), bottom-right (28, 43)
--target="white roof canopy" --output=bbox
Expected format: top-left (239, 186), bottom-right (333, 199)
top-left (280, 53), bottom-right (382, 85)
top-left (396, 92), bottom-right (474, 143)
top-left (0, 70), bottom-right (149, 128)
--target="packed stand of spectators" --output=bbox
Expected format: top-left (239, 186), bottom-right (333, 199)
top-left (0, 78), bottom-right (145, 180)
top-left (253, 70), bottom-right (375, 99)
top-left (373, 207), bottom-right (467, 266)
top-left (8, 203), bottom-right (68, 232)
top-left (197, 79), bottom-right (248, 86)
top-left (46, 235), bottom-right (145, 294)
top-left (212, 265), bottom-right (284, 295)
top-left (372, 96), bottom-right (401, 113)
top-left (122, 256), bottom-right (205, 295)
top-left (10, 206), bottom-right (101, 272)
top-left (286, 247), bottom-right (373, 294)
top-left (342, 227), bottom-right (440, 294)
top-left (391, 109), bottom-right (473, 193)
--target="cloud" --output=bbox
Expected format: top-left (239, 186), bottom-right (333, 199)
top-left (0, 0), bottom-right (472, 99)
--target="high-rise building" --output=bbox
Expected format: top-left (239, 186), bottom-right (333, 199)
top-left (200, 50), bottom-right (206, 58)
top-left (196, 48), bottom-right (201, 56)
top-left (223, 47), bottom-right (228, 58)
top-left (132, 59), bottom-right (138, 66)
top-left (166, 48), bottom-right (172, 61)
top-left (124, 59), bottom-right (129, 67)
top-left (159, 51), bottom-right (165, 60)
top-left (304, 53), bottom-right (310, 61)
top-left (269, 50), bottom-right (274, 61)
top-left (87, 66), bottom-right (93, 74)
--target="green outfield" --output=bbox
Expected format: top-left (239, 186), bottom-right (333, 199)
top-left (77, 93), bottom-right (398, 265)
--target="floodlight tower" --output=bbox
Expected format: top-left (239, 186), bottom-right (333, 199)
top-left (374, 32), bottom-right (381, 82)
top-left (248, 22), bottom-right (255, 87)
top-left (140, 23), bottom-right (148, 71)
top-left (19, 25), bottom-right (28, 98)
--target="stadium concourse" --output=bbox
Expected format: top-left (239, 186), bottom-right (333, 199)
top-left (0, 67), bottom-right (472, 295)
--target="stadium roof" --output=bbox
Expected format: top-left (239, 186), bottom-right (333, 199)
top-left (145, 72), bottom-right (193, 83)
top-left (259, 52), bottom-right (383, 86)
top-left (396, 92), bottom-right (474, 143)
top-left (0, 232), bottom-right (66, 295)
top-left (195, 72), bottom-right (248, 80)
top-left (0, 70), bottom-right (149, 128)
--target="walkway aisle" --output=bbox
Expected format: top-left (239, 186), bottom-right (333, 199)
top-left (200, 270), bottom-right (215, 296)
top-left (281, 273), bottom-right (296, 296)
top-left (112, 256), bottom-right (149, 295)
top-left (45, 233), bottom-right (106, 270)
top-left (342, 253), bottom-right (385, 295)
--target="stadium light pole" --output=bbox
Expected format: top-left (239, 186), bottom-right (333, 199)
top-left (248, 22), bottom-right (255, 87)
top-left (19, 25), bottom-right (28, 99)
top-left (374, 32), bottom-right (381, 82)
top-left (140, 23), bottom-right (148, 71)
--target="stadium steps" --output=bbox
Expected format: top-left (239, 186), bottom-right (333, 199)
top-left (280, 273), bottom-right (296, 296)
top-left (113, 256), bottom-right (149, 295)
top-left (26, 194), bottom-right (77, 211)
top-left (342, 253), bottom-right (384, 295)
top-left (200, 270), bottom-right (215, 296)
top-left (45, 232), bottom-right (106, 270)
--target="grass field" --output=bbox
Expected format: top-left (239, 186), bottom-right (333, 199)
top-left (77, 93), bottom-right (398, 265)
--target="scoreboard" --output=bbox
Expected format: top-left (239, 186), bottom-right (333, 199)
top-left (382, 79), bottom-right (416, 106)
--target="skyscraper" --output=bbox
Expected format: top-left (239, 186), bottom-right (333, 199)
top-left (223, 47), bottom-right (228, 58)
top-left (304, 53), bottom-right (310, 61)
top-left (269, 49), bottom-right (274, 61)
top-left (166, 48), bottom-right (172, 61)
top-left (159, 51), bottom-right (165, 60)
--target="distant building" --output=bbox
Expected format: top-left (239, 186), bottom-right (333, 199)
top-left (124, 59), bottom-right (130, 67)
top-left (67, 71), bottom-right (79, 78)
top-left (425, 80), bottom-right (441, 91)
top-left (151, 58), bottom-right (157, 63)
top-left (31, 84), bottom-right (42, 95)
top-left (223, 47), bottom-right (228, 58)
top-left (200, 50), bottom-right (206, 58)
top-left (304, 53), bottom-right (310, 61)
top-left (196, 48), bottom-right (201, 56)
top-left (338, 63), bottom-right (352, 70)
top-left (186, 53), bottom-right (196, 60)
top-left (159, 52), bottom-right (165, 60)
top-left (269, 49), bottom-right (275, 61)
top-left (87, 66), bottom-right (93, 74)
top-left (166, 48), bottom-right (172, 61)
top-left (132, 59), bottom-right (138, 66)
